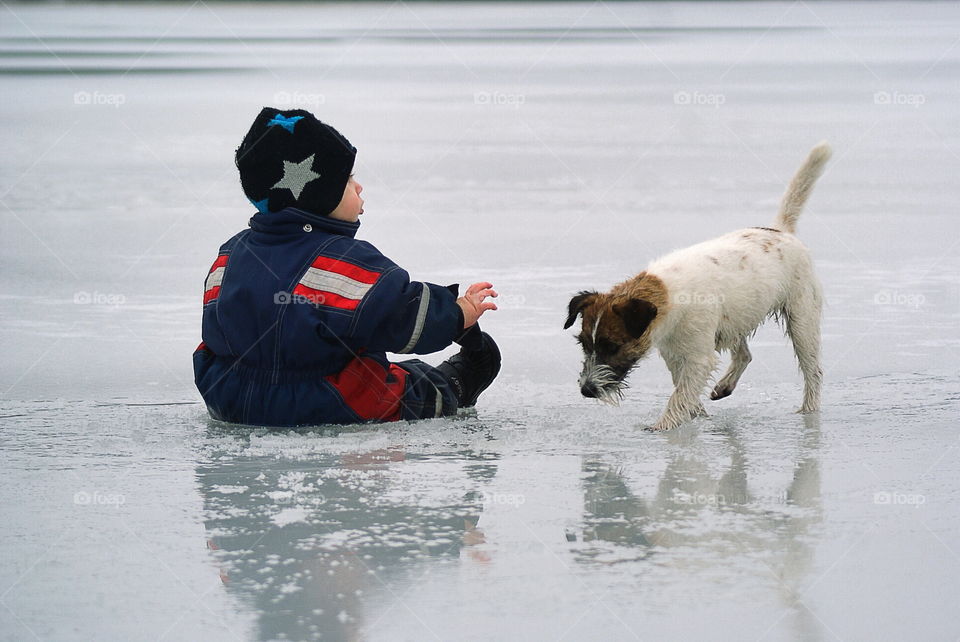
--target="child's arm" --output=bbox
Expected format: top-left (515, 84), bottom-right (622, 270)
top-left (350, 268), bottom-right (495, 355)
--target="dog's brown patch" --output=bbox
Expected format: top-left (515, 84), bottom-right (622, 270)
top-left (605, 271), bottom-right (670, 348)
top-left (568, 272), bottom-right (671, 376)
top-left (610, 271), bottom-right (670, 314)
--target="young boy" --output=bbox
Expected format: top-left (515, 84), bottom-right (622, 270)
top-left (193, 107), bottom-right (500, 426)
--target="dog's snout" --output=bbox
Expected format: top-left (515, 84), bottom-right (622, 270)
top-left (580, 384), bottom-right (597, 398)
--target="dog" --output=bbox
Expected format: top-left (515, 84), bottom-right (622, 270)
top-left (564, 142), bottom-right (831, 431)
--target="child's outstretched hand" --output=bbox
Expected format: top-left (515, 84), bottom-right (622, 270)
top-left (457, 282), bottom-right (498, 328)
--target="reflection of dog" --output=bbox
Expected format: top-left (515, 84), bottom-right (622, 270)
top-left (565, 142), bottom-right (831, 431)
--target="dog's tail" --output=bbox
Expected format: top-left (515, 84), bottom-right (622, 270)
top-left (774, 141), bottom-right (832, 234)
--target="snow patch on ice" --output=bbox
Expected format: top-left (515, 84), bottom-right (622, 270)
top-left (271, 507), bottom-right (310, 527)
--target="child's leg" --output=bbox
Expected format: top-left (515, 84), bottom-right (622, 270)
top-left (435, 331), bottom-right (501, 408)
top-left (393, 359), bottom-right (459, 420)
top-left (394, 331), bottom-right (501, 418)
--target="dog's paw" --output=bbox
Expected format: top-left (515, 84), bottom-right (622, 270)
top-left (649, 419), bottom-right (678, 432)
top-left (710, 384), bottom-right (733, 401)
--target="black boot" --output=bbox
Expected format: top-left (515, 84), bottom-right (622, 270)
top-left (437, 331), bottom-right (501, 408)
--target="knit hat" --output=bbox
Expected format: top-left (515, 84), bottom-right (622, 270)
top-left (235, 107), bottom-right (356, 217)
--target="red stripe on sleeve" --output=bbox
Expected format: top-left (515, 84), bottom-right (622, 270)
top-left (293, 283), bottom-right (362, 310)
top-left (209, 254), bottom-right (229, 272)
top-left (309, 256), bottom-right (380, 284)
top-left (203, 286), bottom-right (221, 304)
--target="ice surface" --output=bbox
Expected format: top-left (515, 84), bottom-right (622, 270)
top-left (1, 2), bottom-right (959, 641)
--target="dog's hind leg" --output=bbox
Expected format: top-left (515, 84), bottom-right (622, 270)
top-left (710, 337), bottom-right (752, 401)
top-left (785, 284), bottom-right (823, 413)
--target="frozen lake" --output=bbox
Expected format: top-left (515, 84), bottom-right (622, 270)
top-left (2, 1), bottom-right (959, 640)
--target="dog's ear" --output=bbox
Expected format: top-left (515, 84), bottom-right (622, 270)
top-left (613, 298), bottom-right (657, 338)
top-left (564, 291), bottom-right (598, 330)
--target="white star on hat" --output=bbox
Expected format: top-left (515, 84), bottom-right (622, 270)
top-left (272, 154), bottom-right (321, 200)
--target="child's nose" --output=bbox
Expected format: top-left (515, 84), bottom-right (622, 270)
top-left (356, 182), bottom-right (363, 194)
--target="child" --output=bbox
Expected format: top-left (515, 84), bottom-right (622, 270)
top-left (193, 107), bottom-right (500, 426)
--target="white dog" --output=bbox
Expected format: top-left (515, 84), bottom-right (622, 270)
top-left (565, 142), bottom-right (831, 430)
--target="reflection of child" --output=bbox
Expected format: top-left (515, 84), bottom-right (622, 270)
top-left (193, 108), bottom-right (500, 426)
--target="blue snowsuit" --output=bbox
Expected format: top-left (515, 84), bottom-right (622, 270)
top-left (193, 206), bottom-right (466, 426)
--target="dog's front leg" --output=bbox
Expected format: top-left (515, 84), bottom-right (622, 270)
top-left (653, 347), bottom-right (715, 431)
top-left (663, 351), bottom-right (708, 417)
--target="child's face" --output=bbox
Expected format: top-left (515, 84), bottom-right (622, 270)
top-left (328, 176), bottom-right (364, 222)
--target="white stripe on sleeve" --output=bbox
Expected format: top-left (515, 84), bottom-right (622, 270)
top-left (298, 267), bottom-right (375, 301)
top-left (205, 267), bottom-right (225, 292)
top-left (396, 283), bottom-right (430, 354)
